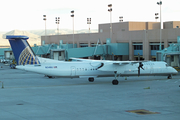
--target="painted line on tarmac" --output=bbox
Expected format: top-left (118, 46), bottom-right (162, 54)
top-left (2, 77), bottom-right (178, 89)
top-left (174, 81), bottom-right (178, 83)
top-left (4, 82), bottom-right (111, 89)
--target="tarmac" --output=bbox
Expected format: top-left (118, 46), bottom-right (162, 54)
top-left (0, 63), bottom-right (180, 120)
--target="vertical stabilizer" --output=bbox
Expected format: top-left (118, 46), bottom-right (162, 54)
top-left (6, 35), bottom-right (40, 65)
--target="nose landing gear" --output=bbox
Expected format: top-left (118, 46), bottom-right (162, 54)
top-left (167, 74), bottom-right (172, 79)
top-left (112, 71), bottom-right (119, 85)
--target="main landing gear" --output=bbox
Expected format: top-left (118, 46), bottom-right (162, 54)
top-left (45, 75), bottom-right (55, 78)
top-left (112, 71), bottom-right (119, 85)
top-left (88, 72), bottom-right (119, 85)
top-left (88, 77), bottom-right (94, 82)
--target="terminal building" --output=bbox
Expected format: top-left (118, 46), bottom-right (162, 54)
top-left (41, 21), bottom-right (180, 61)
top-left (1, 21), bottom-right (180, 67)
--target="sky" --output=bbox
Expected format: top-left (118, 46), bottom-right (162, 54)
top-left (0, 0), bottom-right (180, 32)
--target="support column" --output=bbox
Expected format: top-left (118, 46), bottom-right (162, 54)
top-left (143, 30), bottom-right (150, 60)
top-left (164, 38), bottom-right (168, 48)
top-left (129, 41), bottom-right (133, 61)
top-left (88, 41), bottom-right (91, 47)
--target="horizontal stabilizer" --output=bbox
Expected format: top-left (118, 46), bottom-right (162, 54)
top-left (6, 35), bottom-right (29, 40)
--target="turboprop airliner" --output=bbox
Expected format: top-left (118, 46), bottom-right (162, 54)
top-left (6, 35), bottom-right (178, 85)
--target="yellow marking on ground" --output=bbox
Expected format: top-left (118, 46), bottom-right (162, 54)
top-left (126, 109), bottom-right (160, 115)
top-left (174, 67), bottom-right (180, 71)
top-left (144, 87), bottom-right (150, 89)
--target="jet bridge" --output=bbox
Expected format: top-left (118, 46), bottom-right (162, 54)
top-left (65, 42), bottom-right (129, 60)
top-left (0, 40), bottom-right (129, 62)
top-left (156, 36), bottom-right (180, 69)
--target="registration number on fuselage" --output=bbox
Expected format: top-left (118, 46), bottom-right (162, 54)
top-left (45, 66), bottom-right (57, 68)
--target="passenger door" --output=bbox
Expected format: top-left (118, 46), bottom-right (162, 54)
top-left (71, 66), bottom-right (76, 76)
top-left (150, 64), bottom-right (154, 74)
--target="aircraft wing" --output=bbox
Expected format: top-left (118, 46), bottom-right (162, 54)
top-left (98, 61), bottom-right (139, 71)
top-left (71, 58), bottom-right (141, 72)
top-left (70, 58), bottom-right (139, 64)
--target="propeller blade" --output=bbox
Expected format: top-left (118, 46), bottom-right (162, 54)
top-left (138, 62), bottom-right (144, 76)
top-left (139, 62), bottom-right (144, 70)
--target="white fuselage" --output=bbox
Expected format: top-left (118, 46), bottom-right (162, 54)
top-left (16, 60), bottom-right (178, 78)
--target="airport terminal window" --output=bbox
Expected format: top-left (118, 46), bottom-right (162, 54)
top-left (91, 43), bottom-right (96, 47)
top-left (151, 45), bottom-right (158, 50)
top-left (151, 45), bottom-right (164, 50)
top-left (134, 45), bottom-right (142, 50)
top-left (80, 43), bottom-right (88, 47)
top-left (162, 45), bottom-right (164, 49)
top-left (171, 56), bottom-right (174, 62)
top-left (165, 64), bottom-right (169, 67)
top-left (59, 52), bottom-right (61, 56)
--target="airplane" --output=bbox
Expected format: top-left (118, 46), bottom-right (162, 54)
top-left (6, 35), bottom-right (178, 85)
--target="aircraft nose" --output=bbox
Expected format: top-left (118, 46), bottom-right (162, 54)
top-left (172, 67), bottom-right (178, 75)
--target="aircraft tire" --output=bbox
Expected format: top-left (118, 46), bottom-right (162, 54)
top-left (48, 76), bottom-right (53, 78)
top-left (112, 79), bottom-right (119, 85)
top-left (167, 74), bottom-right (172, 79)
top-left (88, 77), bottom-right (94, 82)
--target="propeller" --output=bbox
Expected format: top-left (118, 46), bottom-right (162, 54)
top-left (138, 62), bottom-right (144, 76)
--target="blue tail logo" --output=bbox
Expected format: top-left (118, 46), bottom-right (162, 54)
top-left (6, 35), bottom-right (40, 65)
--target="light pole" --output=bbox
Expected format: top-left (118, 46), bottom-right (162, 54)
top-left (71, 10), bottom-right (74, 48)
top-left (87, 18), bottom-right (91, 33)
top-left (108, 4), bottom-right (112, 40)
top-left (144, 29), bottom-right (147, 60)
top-left (157, 1), bottom-right (162, 50)
top-left (155, 13), bottom-right (159, 22)
top-left (43, 15), bottom-right (47, 36)
top-left (55, 17), bottom-right (60, 35)
top-left (119, 16), bottom-right (123, 22)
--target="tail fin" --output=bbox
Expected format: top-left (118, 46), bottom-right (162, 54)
top-left (6, 35), bottom-right (40, 65)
